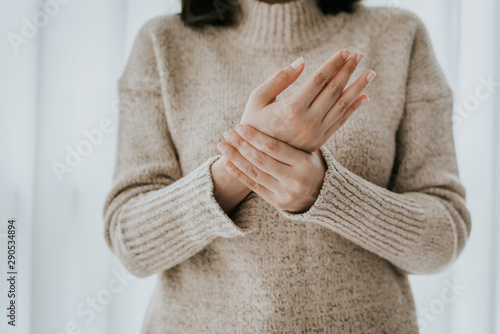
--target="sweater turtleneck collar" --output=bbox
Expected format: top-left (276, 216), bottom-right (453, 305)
top-left (220, 0), bottom-right (348, 54)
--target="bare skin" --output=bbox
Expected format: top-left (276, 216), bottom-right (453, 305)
top-left (211, 49), bottom-right (375, 213)
top-left (210, 0), bottom-right (328, 214)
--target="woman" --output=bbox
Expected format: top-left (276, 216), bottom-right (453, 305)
top-left (103, 0), bottom-right (472, 332)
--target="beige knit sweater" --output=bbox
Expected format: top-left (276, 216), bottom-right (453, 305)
top-left (102, 0), bottom-right (472, 332)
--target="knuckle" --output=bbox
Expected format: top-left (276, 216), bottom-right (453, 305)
top-left (329, 83), bottom-right (344, 99)
top-left (337, 99), bottom-right (351, 113)
top-left (246, 178), bottom-right (257, 189)
top-left (251, 151), bottom-right (265, 166)
top-left (313, 72), bottom-right (329, 88)
top-left (246, 165), bottom-right (259, 179)
top-left (265, 138), bottom-right (280, 153)
top-left (273, 69), bottom-right (290, 82)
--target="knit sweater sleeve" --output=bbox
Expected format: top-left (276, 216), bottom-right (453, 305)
top-left (102, 18), bottom-right (254, 278)
top-left (279, 14), bottom-right (472, 275)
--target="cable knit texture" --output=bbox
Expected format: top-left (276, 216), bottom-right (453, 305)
top-left (102, 0), bottom-right (472, 332)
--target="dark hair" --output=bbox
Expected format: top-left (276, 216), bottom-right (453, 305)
top-left (180, 0), bottom-right (361, 26)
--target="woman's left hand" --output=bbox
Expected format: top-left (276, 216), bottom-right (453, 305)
top-left (216, 123), bottom-right (327, 213)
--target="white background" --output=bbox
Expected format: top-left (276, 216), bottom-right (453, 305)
top-left (0, 0), bottom-right (498, 333)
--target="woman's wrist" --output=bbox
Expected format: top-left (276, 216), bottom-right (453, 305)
top-left (211, 156), bottom-right (252, 213)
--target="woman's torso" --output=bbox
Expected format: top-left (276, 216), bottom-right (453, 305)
top-left (140, 5), bottom-right (421, 333)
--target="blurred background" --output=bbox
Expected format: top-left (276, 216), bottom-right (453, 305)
top-left (0, 0), bottom-right (499, 333)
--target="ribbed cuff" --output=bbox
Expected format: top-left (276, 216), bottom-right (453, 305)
top-left (115, 156), bottom-right (255, 274)
top-left (278, 146), bottom-right (428, 260)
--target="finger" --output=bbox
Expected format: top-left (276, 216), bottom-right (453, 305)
top-left (250, 57), bottom-right (305, 108)
top-left (234, 124), bottom-right (306, 166)
top-left (217, 141), bottom-right (281, 193)
top-left (222, 160), bottom-right (276, 205)
top-left (323, 70), bottom-right (375, 125)
top-left (295, 48), bottom-right (350, 107)
top-left (324, 94), bottom-right (369, 139)
top-left (223, 130), bottom-right (289, 178)
top-left (310, 53), bottom-right (365, 119)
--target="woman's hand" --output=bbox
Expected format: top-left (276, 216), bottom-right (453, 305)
top-left (240, 49), bottom-right (375, 153)
top-left (216, 124), bottom-right (327, 213)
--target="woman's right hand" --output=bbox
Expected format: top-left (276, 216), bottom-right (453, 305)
top-left (239, 49), bottom-right (376, 153)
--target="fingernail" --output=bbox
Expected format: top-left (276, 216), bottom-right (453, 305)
top-left (355, 53), bottom-right (364, 64)
top-left (217, 142), bottom-right (227, 153)
top-left (366, 70), bottom-right (376, 83)
top-left (290, 57), bottom-right (304, 69)
top-left (361, 95), bottom-right (370, 105)
top-left (341, 49), bottom-right (350, 60)
top-left (223, 131), bottom-right (234, 140)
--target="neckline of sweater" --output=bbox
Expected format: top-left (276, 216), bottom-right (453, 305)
top-left (217, 0), bottom-right (351, 55)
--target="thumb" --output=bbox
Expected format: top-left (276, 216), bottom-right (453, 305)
top-left (251, 57), bottom-right (305, 107)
